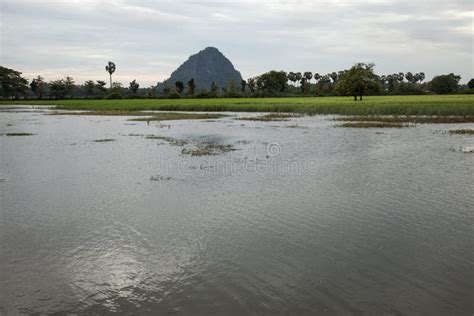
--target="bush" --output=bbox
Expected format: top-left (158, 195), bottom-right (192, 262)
top-left (105, 92), bottom-right (124, 99)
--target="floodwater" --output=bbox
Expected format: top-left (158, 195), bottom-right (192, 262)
top-left (1, 107), bottom-right (473, 315)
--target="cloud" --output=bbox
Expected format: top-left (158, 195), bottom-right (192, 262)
top-left (0, 0), bottom-right (472, 86)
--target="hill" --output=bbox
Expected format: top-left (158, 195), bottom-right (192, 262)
top-left (160, 47), bottom-right (243, 90)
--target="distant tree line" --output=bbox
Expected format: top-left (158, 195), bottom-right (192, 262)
top-left (1, 63), bottom-right (472, 100)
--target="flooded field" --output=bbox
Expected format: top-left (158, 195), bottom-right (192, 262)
top-left (1, 107), bottom-right (473, 314)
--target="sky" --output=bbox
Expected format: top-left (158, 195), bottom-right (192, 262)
top-left (0, 0), bottom-right (473, 87)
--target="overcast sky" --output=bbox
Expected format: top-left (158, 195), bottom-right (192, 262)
top-left (1, 0), bottom-right (472, 86)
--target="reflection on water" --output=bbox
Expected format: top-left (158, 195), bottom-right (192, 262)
top-left (1, 107), bottom-right (473, 315)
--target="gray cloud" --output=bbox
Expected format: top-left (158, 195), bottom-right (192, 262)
top-left (0, 0), bottom-right (472, 86)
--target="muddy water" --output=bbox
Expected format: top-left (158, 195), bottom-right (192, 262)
top-left (1, 107), bottom-right (473, 315)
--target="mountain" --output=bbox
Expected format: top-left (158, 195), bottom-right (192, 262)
top-left (161, 47), bottom-right (243, 90)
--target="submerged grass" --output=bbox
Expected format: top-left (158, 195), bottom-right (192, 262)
top-left (2, 132), bottom-right (34, 136)
top-left (2, 95), bottom-right (473, 116)
top-left (237, 113), bottom-right (301, 121)
top-left (92, 138), bottom-right (116, 142)
top-left (337, 122), bottom-right (413, 128)
top-left (449, 129), bottom-right (474, 135)
top-left (181, 143), bottom-right (235, 156)
top-left (334, 115), bottom-right (474, 124)
top-left (128, 112), bottom-right (225, 121)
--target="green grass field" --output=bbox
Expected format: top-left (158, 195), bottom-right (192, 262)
top-left (1, 95), bottom-right (473, 116)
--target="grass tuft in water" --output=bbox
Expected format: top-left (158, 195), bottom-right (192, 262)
top-left (448, 129), bottom-right (474, 135)
top-left (337, 122), bottom-right (413, 128)
top-left (92, 138), bottom-right (116, 142)
top-left (129, 112), bottom-right (225, 122)
top-left (181, 143), bottom-right (235, 156)
top-left (237, 113), bottom-right (301, 121)
top-left (334, 116), bottom-right (474, 124)
top-left (150, 175), bottom-right (173, 181)
top-left (2, 132), bottom-right (34, 136)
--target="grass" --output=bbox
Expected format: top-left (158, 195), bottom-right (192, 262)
top-left (2, 95), bottom-right (473, 116)
top-left (334, 116), bottom-right (474, 123)
top-left (92, 138), bottom-right (115, 142)
top-left (181, 143), bottom-right (235, 156)
top-left (449, 129), bottom-right (474, 135)
top-left (2, 132), bottom-right (34, 136)
top-left (337, 122), bottom-right (413, 128)
top-left (128, 113), bottom-right (224, 121)
top-left (237, 113), bottom-right (301, 121)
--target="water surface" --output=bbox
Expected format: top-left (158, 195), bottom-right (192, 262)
top-left (1, 107), bottom-right (473, 315)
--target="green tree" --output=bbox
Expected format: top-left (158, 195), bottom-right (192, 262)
top-left (287, 72), bottom-right (297, 86)
top-left (129, 79), bottom-right (139, 96)
top-left (187, 78), bottom-right (195, 96)
top-left (303, 72), bottom-right (313, 83)
top-left (429, 73), bottom-right (461, 94)
top-left (335, 63), bottom-right (377, 101)
top-left (30, 75), bottom-right (46, 99)
top-left (84, 80), bottom-right (96, 98)
top-left (96, 80), bottom-right (107, 97)
top-left (175, 81), bottom-right (184, 94)
top-left (256, 70), bottom-right (287, 95)
top-left (313, 73), bottom-right (321, 82)
top-left (295, 72), bottom-right (302, 87)
top-left (0, 66), bottom-right (29, 99)
top-left (468, 78), bottom-right (474, 89)
top-left (210, 81), bottom-right (219, 97)
top-left (64, 76), bottom-right (75, 98)
top-left (49, 79), bottom-right (66, 99)
top-left (247, 78), bottom-right (256, 93)
top-left (223, 80), bottom-right (239, 97)
top-left (105, 61), bottom-right (116, 88)
top-left (240, 80), bottom-right (246, 93)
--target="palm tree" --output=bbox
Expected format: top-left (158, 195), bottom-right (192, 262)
top-left (105, 61), bottom-right (116, 88)
top-left (303, 72), bottom-right (313, 83)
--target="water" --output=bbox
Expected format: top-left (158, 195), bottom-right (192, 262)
top-left (1, 107), bottom-right (473, 315)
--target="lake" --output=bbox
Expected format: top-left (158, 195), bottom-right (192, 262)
top-left (1, 107), bottom-right (473, 315)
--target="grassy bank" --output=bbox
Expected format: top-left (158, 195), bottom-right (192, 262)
top-left (1, 95), bottom-right (474, 116)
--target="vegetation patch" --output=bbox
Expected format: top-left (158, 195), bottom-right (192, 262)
top-left (145, 135), bottom-right (187, 146)
top-left (129, 112), bottom-right (225, 122)
top-left (181, 143), bottom-right (235, 156)
top-left (50, 110), bottom-right (148, 116)
top-left (150, 175), bottom-right (173, 181)
top-left (334, 115), bottom-right (474, 124)
top-left (92, 138), bottom-right (116, 142)
top-left (3, 95), bottom-right (474, 116)
top-left (448, 129), bottom-right (474, 135)
top-left (2, 132), bottom-right (34, 136)
top-left (337, 122), bottom-right (412, 128)
top-left (237, 113), bottom-right (301, 121)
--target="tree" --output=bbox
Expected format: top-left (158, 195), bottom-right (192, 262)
top-left (224, 80), bottom-right (239, 97)
top-left (287, 72), bottom-right (297, 86)
top-left (64, 76), bottom-right (75, 98)
top-left (174, 81), bottom-right (184, 94)
top-left (240, 80), bottom-right (246, 93)
top-left (405, 72), bottom-right (415, 84)
top-left (105, 61), bottom-right (116, 88)
top-left (84, 80), bottom-right (96, 98)
top-left (468, 78), bottom-right (474, 89)
top-left (429, 73), bottom-right (461, 94)
top-left (255, 70), bottom-right (287, 95)
top-left (303, 72), bottom-right (313, 83)
top-left (295, 72), bottom-right (302, 87)
top-left (49, 79), bottom-right (66, 99)
top-left (30, 75), bottom-right (46, 99)
top-left (414, 72), bottom-right (425, 84)
top-left (96, 80), bottom-right (107, 97)
top-left (313, 73), bottom-right (321, 82)
top-left (329, 72), bottom-right (338, 84)
top-left (335, 63), bottom-right (377, 101)
top-left (129, 79), bottom-right (139, 96)
top-left (247, 77), bottom-right (256, 93)
top-left (0, 66), bottom-right (29, 99)
top-left (187, 78), bottom-right (195, 96)
top-left (210, 81), bottom-right (219, 97)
